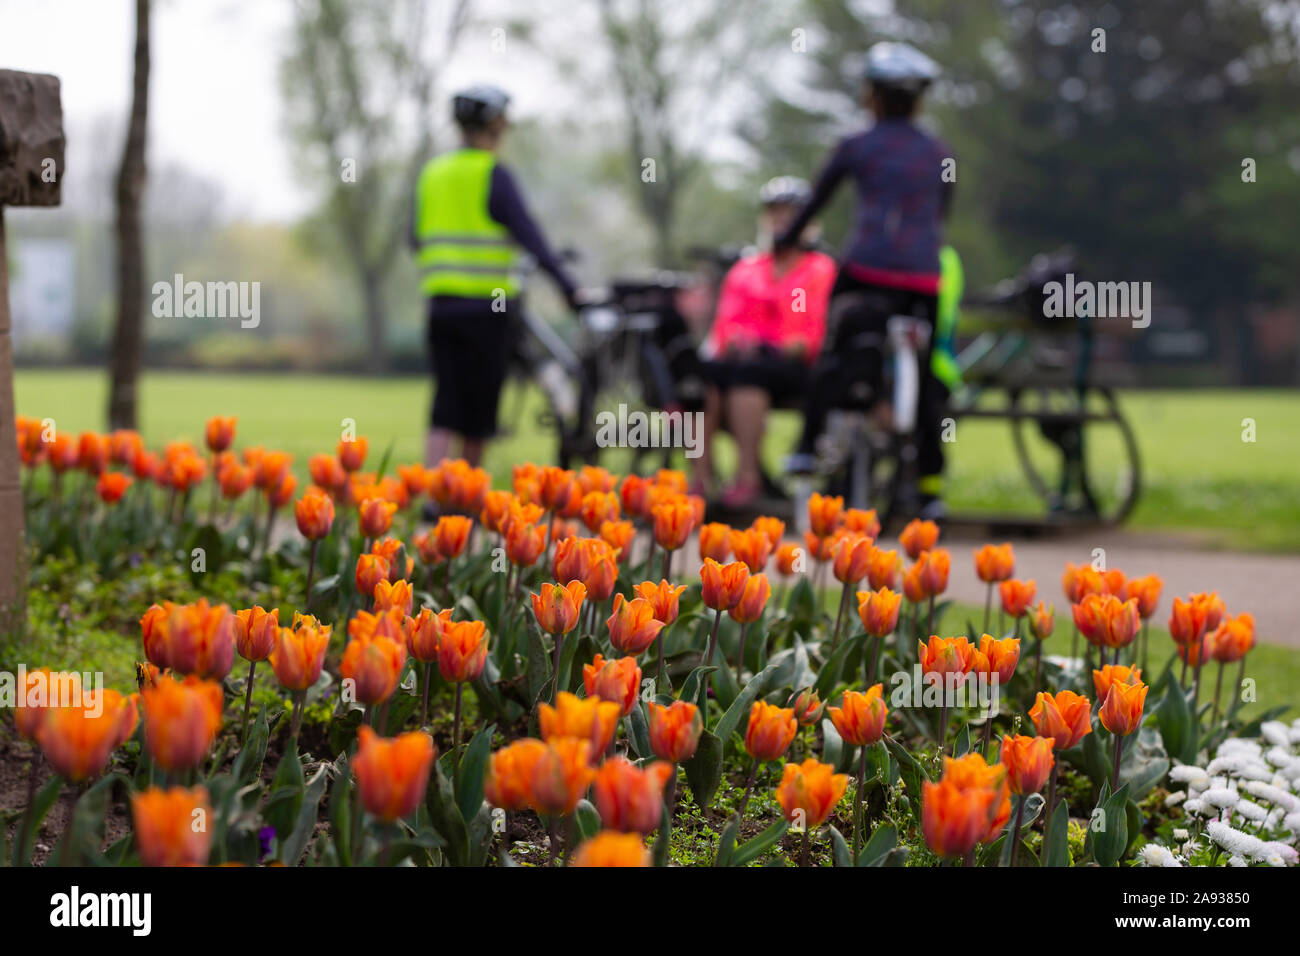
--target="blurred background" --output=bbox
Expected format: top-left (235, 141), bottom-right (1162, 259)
top-left (4, 0), bottom-right (1298, 381)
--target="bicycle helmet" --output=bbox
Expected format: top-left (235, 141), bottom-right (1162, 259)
top-left (758, 176), bottom-right (811, 207)
top-left (452, 84), bottom-right (511, 129)
top-left (864, 42), bottom-right (940, 93)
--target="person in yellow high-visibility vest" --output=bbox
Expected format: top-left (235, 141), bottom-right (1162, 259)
top-left (411, 85), bottom-right (578, 469)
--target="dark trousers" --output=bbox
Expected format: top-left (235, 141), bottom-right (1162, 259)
top-left (797, 271), bottom-right (946, 480)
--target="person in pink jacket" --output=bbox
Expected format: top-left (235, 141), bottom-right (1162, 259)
top-left (693, 177), bottom-right (836, 507)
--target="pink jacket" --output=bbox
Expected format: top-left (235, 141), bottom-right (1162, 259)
top-left (707, 250), bottom-right (836, 361)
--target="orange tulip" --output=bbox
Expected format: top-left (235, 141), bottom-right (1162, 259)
top-left (439, 619), bottom-right (489, 683)
top-left (1099, 678), bottom-right (1148, 737)
top-left (901, 561), bottom-right (927, 603)
top-left (538, 466), bottom-right (578, 513)
top-left (972, 633), bottom-right (1021, 685)
top-left (266, 470), bottom-right (297, 509)
top-left (776, 542), bottom-right (804, 576)
top-left (142, 676), bottom-right (224, 772)
top-left (1102, 568), bottom-right (1127, 597)
top-left (552, 535), bottom-right (589, 583)
top-left (1169, 593), bottom-right (1216, 647)
top-left (583, 654), bottom-right (642, 716)
top-left (647, 700), bottom-right (703, 763)
top-left (355, 553), bottom-right (390, 598)
top-left (899, 518), bottom-right (940, 560)
top-left (789, 688), bottom-right (824, 726)
top-left (370, 538), bottom-right (413, 582)
top-left (841, 507), bottom-right (880, 537)
top-left (47, 432), bottom-right (80, 472)
top-left (652, 496), bottom-right (694, 551)
top-left (580, 490), bottom-right (620, 532)
top-left (1210, 613), bottom-right (1254, 663)
top-left (35, 688), bottom-right (134, 782)
top-left (505, 519), bottom-right (548, 567)
top-left (578, 465), bottom-right (617, 495)
top-left (832, 533), bottom-right (873, 585)
top-left (337, 436), bottom-right (368, 472)
top-left (744, 701), bottom-right (797, 761)
top-left (96, 471), bottom-right (132, 504)
top-left (750, 515), bottom-right (786, 549)
top-left (581, 540), bottom-right (619, 603)
top-left (203, 415), bottom-right (236, 453)
top-left (827, 685), bottom-right (888, 746)
top-left (974, 543), bottom-right (1015, 583)
top-left (804, 529), bottom-right (841, 563)
top-left (571, 831), bottom-right (651, 867)
top-left (485, 738), bottom-right (548, 811)
top-left (341, 630), bottom-right (407, 705)
top-left (530, 736), bottom-right (597, 816)
top-left (539, 692), bottom-right (620, 754)
top-left (720, 572), bottom-right (764, 628)
top-left (856, 587), bottom-right (901, 637)
top-left (599, 519), bottom-right (636, 556)
top-left (730, 527), bottom-right (773, 573)
top-left (921, 753), bottom-right (1010, 858)
top-left (269, 620), bottom-right (331, 691)
top-left (130, 786), bottom-right (213, 866)
top-left (807, 492), bottom-right (843, 537)
top-left (307, 453), bottom-right (347, 494)
top-left (109, 429), bottom-right (143, 465)
top-left (158, 599), bottom-right (237, 680)
top-left (1062, 562), bottom-right (1106, 603)
top-left (1093, 663), bottom-right (1142, 703)
top-left (592, 756), bottom-right (674, 834)
top-left (915, 548), bottom-right (951, 597)
top-left (433, 515), bottom-right (473, 560)
top-left (999, 734), bottom-right (1055, 795)
top-left (532, 580), bottom-right (587, 635)
top-left (776, 758), bottom-right (849, 828)
top-left (13, 667), bottom-right (66, 741)
top-left (999, 578), bottom-right (1036, 618)
top-left (700, 557), bottom-right (750, 611)
top-left (373, 578), bottom-right (414, 617)
top-left (353, 726), bottom-right (435, 822)
top-left (619, 473), bottom-right (652, 518)
top-left (918, 634), bottom-right (976, 680)
top-left (865, 547), bottom-right (899, 590)
top-left (359, 497), bottom-right (397, 539)
top-left (632, 579), bottom-right (687, 626)
top-left (78, 432), bottom-right (110, 476)
top-left (1073, 593), bottom-right (1140, 649)
top-left (295, 488), bottom-right (335, 540)
top-left (1122, 574), bottom-right (1163, 620)
top-left (234, 605), bottom-right (280, 663)
top-left (217, 460), bottom-right (253, 499)
top-left (1030, 601), bottom-right (1055, 640)
top-left (479, 489), bottom-right (513, 532)
top-left (1028, 690), bottom-right (1092, 751)
top-left (406, 607), bottom-right (452, 662)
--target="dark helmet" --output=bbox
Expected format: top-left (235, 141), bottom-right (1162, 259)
top-left (452, 84), bottom-right (511, 129)
top-left (758, 176), bottom-right (811, 207)
top-left (864, 42), bottom-right (940, 93)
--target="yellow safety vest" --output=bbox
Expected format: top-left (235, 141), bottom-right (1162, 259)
top-left (414, 148), bottom-right (519, 299)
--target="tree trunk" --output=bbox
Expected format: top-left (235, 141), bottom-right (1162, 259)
top-left (0, 210), bottom-right (26, 633)
top-left (106, 0), bottom-right (151, 429)
top-left (361, 267), bottom-right (387, 374)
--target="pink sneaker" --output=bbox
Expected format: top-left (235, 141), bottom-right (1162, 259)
top-left (720, 479), bottom-right (761, 510)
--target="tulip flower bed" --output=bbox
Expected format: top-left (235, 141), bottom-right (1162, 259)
top-left (3, 415), bottom-right (1297, 868)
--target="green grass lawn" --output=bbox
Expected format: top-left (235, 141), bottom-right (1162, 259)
top-left (14, 369), bottom-right (1300, 550)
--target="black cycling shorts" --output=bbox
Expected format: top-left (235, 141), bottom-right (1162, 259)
top-left (426, 295), bottom-right (513, 439)
top-left (705, 349), bottom-right (809, 406)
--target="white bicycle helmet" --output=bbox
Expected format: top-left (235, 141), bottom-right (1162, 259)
top-left (864, 42), bottom-right (941, 93)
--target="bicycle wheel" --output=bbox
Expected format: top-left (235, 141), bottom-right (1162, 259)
top-left (1009, 386), bottom-right (1141, 524)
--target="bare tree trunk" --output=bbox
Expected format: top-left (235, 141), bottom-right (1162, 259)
top-left (361, 268), bottom-right (387, 374)
top-left (107, 0), bottom-right (151, 429)
top-left (0, 210), bottom-right (26, 633)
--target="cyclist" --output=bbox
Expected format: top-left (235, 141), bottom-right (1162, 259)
top-left (410, 84), bottom-right (579, 470)
top-left (778, 42), bottom-right (953, 517)
top-left (692, 176), bottom-right (836, 507)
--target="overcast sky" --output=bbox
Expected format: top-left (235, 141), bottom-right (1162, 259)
top-left (0, 0), bottom-right (585, 222)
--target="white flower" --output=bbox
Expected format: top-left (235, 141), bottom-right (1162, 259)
top-left (1202, 787), bottom-right (1240, 809)
top-left (1233, 800), bottom-right (1268, 823)
top-left (1165, 791), bottom-right (1187, 807)
top-left (1261, 842), bottom-right (1298, 865)
top-left (1244, 781), bottom-right (1300, 812)
top-left (1183, 797), bottom-right (1207, 815)
top-left (1261, 722), bottom-right (1290, 748)
top-left (1138, 844), bottom-right (1181, 867)
top-left (1169, 765), bottom-right (1210, 790)
top-left (1227, 855), bottom-right (1247, 867)
top-left (1173, 828), bottom-right (1189, 841)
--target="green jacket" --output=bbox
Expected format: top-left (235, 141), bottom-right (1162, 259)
top-left (932, 245), bottom-right (963, 390)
